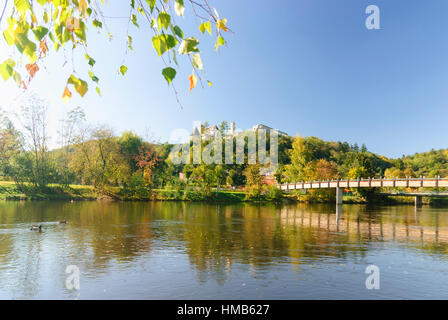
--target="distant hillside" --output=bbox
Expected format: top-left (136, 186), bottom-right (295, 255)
top-left (387, 149), bottom-right (448, 178)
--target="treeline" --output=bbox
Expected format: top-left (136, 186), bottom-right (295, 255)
top-left (1, 97), bottom-right (447, 202)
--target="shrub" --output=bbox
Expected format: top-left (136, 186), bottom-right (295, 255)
top-left (265, 185), bottom-right (284, 202)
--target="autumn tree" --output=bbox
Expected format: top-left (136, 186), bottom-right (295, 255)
top-left (135, 143), bottom-right (160, 186)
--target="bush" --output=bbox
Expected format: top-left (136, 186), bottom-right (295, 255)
top-left (183, 186), bottom-right (207, 201)
top-left (120, 173), bottom-right (151, 199)
top-left (265, 185), bottom-right (284, 202)
top-left (244, 185), bottom-right (263, 201)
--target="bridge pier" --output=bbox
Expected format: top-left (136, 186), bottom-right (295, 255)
top-left (336, 187), bottom-right (343, 205)
top-left (415, 195), bottom-right (423, 207)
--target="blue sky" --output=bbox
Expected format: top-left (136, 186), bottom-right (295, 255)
top-left (1, 0), bottom-right (448, 157)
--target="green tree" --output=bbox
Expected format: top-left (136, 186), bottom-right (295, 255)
top-left (214, 164), bottom-right (226, 192)
top-left (119, 131), bottom-right (143, 172)
top-left (244, 164), bottom-right (264, 199)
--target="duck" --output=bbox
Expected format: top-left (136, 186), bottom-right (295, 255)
top-left (59, 220), bottom-right (67, 224)
top-left (30, 225), bottom-right (42, 232)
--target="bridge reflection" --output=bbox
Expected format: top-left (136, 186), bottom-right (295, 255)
top-left (279, 204), bottom-right (448, 245)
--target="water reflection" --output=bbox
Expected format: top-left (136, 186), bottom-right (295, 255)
top-left (0, 201), bottom-right (447, 299)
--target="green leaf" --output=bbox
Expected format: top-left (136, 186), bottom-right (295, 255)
top-left (162, 67), bottom-right (176, 84)
top-left (157, 11), bottom-right (170, 31)
top-left (127, 35), bottom-right (133, 51)
top-left (120, 65), bottom-right (128, 75)
top-left (172, 50), bottom-right (178, 65)
top-left (174, 0), bottom-right (185, 16)
top-left (214, 36), bottom-right (225, 51)
top-left (32, 26), bottom-right (48, 41)
top-left (173, 25), bottom-right (184, 39)
top-left (145, 0), bottom-right (156, 12)
top-left (131, 14), bottom-right (139, 28)
top-left (192, 53), bottom-right (203, 70)
top-left (152, 34), bottom-right (177, 56)
top-left (74, 20), bottom-right (86, 41)
top-left (15, 33), bottom-right (37, 62)
top-left (13, 71), bottom-right (21, 86)
top-left (85, 54), bottom-right (96, 67)
top-left (89, 71), bottom-right (99, 83)
top-left (178, 37), bottom-right (199, 55)
top-left (0, 59), bottom-right (15, 81)
top-left (96, 86), bottom-right (101, 96)
top-left (92, 19), bottom-right (102, 28)
top-left (67, 75), bottom-right (88, 97)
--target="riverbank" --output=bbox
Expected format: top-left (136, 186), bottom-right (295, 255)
top-left (0, 181), bottom-right (98, 201)
top-left (1, 181), bottom-right (447, 205)
top-left (0, 181), bottom-right (262, 202)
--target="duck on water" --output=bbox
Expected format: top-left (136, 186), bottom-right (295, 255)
top-left (30, 225), bottom-right (42, 232)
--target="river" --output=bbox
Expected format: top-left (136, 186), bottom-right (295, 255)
top-left (0, 201), bottom-right (447, 299)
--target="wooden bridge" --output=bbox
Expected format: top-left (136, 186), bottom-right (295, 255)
top-left (279, 177), bottom-right (448, 205)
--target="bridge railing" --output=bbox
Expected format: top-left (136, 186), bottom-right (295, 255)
top-left (279, 176), bottom-right (448, 191)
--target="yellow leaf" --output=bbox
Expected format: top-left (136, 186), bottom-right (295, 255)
top-left (188, 73), bottom-right (197, 93)
top-left (78, 0), bottom-right (88, 18)
top-left (216, 18), bottom-right (228, 32)
top-left (62, 87), bottom-right (72, 103)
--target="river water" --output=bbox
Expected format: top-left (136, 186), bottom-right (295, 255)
top-left (0, 201), bottom-right (447, 299)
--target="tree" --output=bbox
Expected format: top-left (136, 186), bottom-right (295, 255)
top-left (19, 95), bottom-right (55, 188)
top-left (57, 106), bottom-right (85, 186)
top-left (214, 164), bottom-right (226, 192)
top-left (190, 163), bottom-right (215, 197)
top-left (70, 126), bottom-right (129, 191)
top-left (119, 131), bottom-right (143, 172)
top-left (244, 164), bottom-right (264, 198)
top-left (0, 1), bottom-right (229, 102)
top-left (313, 159), bottom-right (339, 180)
top-left (218, 121), bottom-right (228, 136)
top-left (135, 143), bottom-right (160, 187)
top-left (0, 111), bottom-right (23, 183)
top-left (347, 166), bottom-right (369, 179)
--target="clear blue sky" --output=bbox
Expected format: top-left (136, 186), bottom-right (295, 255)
top-left (1, 0), bottom-right (448, 158)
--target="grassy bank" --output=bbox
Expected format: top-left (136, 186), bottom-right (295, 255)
top-left (1, 181), bottom-right (447, 205)
top-left (0, 181), bottom-right (271, 203)
top-left (0, 181), bottom-right (98, 201)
